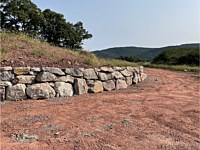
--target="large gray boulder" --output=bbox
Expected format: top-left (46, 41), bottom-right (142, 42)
top-left (0, 66), bottom-right (12, 71)
top-left (98, 72), bottom-right (113, 81)
top-left (36, 72), bottom-right (57, 82)
top-left (57, 75), bottom-right (74, 83)
top-left (74, 78), bottom-right (88, 95)
top-left (6, 84), bottom-right (27, 100)
top-left (103, 80), bottom-right (115, 91)
top-left (54, 82), bottom-right (73, 97)
top-left (116, 79), bottom-right (127, 90)
top-left (31, 67), bottom-right (41, 72)
top-left (83, 68), bottom-right (98, 80)
top-left (26, 83), bottom-right (55, 99)
top-left (65, 68), bottom-right (83, 77)
top-left (100, 67), bottom-right (113, 73)
top-left (132, 72), bottom-right (139, 84)
top-left (17, 75), bottom-right (35, 84)
top-left (42, 67), bottom-right (65, 75)
top-left (120, 70), bottom-right (133, 77)
top-left (88, 81), bottom-right (103, 93)
top-left (141, 73), bottom-right (147, 81)
top-left (0, 71), bottom-right (14, 81)
top-left (112, 71), bottom-right (124, 79)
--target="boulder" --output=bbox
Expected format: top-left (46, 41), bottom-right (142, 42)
top-left (36, 72), bottom-right (57, 82)
top-left (42, 67), bottom-right (65, 75)
top-left (112, 71), bottom-right (124, 79)
top-left (139, 66), bottom-right (144, 73)
top-left (88, 81), bottom-right (103, 93)
top-left (31, 67), bottom-right (41, 72)
top-left (54, 82), bottom-right (73, 97)
top-left (120, 70), bottom-right (133, 77)
top-left (0, 66), bottom-right (12, 71)
top-left (126, 66), bottom-right (135, 72)
top-left (113, 67), bottom-right (124, 71)
top-left (57, 75), bottom-right (74, 83)
top-left (132, 72), bottom-right (139, 84)
top-left (100, 67), bottom-right (113, 73)
top-left (14, 67), bottom-right (30, 75)
top-left (116, 79), bottom-right (127, 90)
top-left (141, 73), bottom-right (147, 80)
top-left (126, 76), bottom-right (133, 86)
top-left (83, 68), bottom-right (98, 80)
top-left (26, 83), bottom-right (56, 99)
top-left (17, 75), bottom-right (35, 84)
top-left (98, 72), bottom-right (113, 81)
top-left (65, 68), bottom-right (83, 77)
top-left (74, 78), bottom-right (88, 95)
top-left (0, 71), bottom-right (14, 81)
top-left (6, 84), bottom-right (27, 100)
top-left (103, 80), bottom-right (115, 91)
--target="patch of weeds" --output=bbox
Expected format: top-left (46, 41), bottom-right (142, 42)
top-left (32, 49), bottom-right (45, 58)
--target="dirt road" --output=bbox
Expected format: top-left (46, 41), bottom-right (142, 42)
top-left (0, 68), bottom-right (199, 150)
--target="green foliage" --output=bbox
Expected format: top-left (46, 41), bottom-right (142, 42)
top-left (118, 56), bottom-right (146, 62)
top-left (152, 48), bottom-right (199, 66)
top-left (1, 0), bottom-right (92, 49)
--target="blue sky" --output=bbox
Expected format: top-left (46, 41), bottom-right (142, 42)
top-left (32, 0), bottom-right (199, 51)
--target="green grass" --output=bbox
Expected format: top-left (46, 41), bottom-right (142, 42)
top-left (142, 63), bottom-right (200, 73)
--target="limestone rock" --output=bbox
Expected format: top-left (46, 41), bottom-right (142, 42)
top-left (113, 67), bottom-right (124, 71)
top-left (0, 66), bottom-right (12, 71)
top-left (26, 83), bottom-right (55, 99)
top-left (31, 67), bottom-right (41, 72)
top-left (88, 81), bottom-right (103, 93)
top-left (98, 72), bottom-right (113, 81)
top-left (54, 82), bottom-right (73, 97)
top-left (141, 73), bottom-right (147, 80)
top-left (17, 75), bottom-right (35, 84)
top-left (112, 71), bottom-right (124, 79)
top-left (103, 80), bottom-right (115, 91)
top-left (0, 71), bottom-right (14, 81)
top-left (116, 79), bottom-right (127, 90)
top-left (14, 67), bottom-right (30, 75)
top-left (120, 70), bottom-right (133, 77)
top-left (126, 76), bottom-right (133, 86)
top-left (36, 72), bottom-right (57, 82)
top-left (74, 78), bottom-right (88, 95)
top-left (100, 67), bottom-right (113, 73)
top-left (83, 68), bottom-right (98, 80)
top-left (57, 75), bottom-right (74, 83)
top-left (65, 68), bottom-right (83, 77)
top-left (42, 67), bottom-right (65, 75)
top-left (6, 84), bottom-right (27, 100)
top-left (139, 66), bottom-right (144, 73)
top-left (132, 72), bottom-right (139, 84)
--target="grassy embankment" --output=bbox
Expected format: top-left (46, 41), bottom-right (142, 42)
top-left (0, 32), bottom-right (199, 72)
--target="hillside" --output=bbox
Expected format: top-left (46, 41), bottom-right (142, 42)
top-left (93, 44), bottom-right (199, 61)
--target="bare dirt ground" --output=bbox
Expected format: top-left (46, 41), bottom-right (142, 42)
top-left (0, 68), bottom-right (199, 150)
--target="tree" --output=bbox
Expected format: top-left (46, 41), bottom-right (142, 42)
top-left (1, 0), bottom-right (43, 35)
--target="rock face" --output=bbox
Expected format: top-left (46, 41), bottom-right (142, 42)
top-left (103, 80), bottom-right (115, 91)
top-left (112, 71), bottom-right (124, 79)
top-left (57, 75), bottom-right (74, 83)
top-left (26, 83), bottom-right (55, 99)
top-left (36, 72), bottom-right (57, 82)
top-left (126, 76), bottom-right (133, 86)
top-left (100, 67), bottom-right (113, 73)
top-left (6, 84), bottom-right (27, 100)
top-left (116, 79), bottom-right (128, 90)
top-left (132, 72), bottom-right (138, 84)
top-left (42, 67), bottom-right (65, 75)
top-left (88, 81), bottom-right (103, 93)
top-left (54, 82), bottom-right (73, 97)
top-left (83, 69), bottom-right (98, 80)
top-left (74, 78), bottom-right (88, 95)
top-left (120, 70), bottom-right (132, 77)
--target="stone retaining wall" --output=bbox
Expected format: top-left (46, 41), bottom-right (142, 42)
top-left (0, 66), bottom-right (147, 101)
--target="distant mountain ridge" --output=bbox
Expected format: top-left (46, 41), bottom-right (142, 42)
top-left (93, 43), bottom-right (199, 61)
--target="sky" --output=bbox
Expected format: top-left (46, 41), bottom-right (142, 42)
top-left (32, 0), bottom-right (200, 51)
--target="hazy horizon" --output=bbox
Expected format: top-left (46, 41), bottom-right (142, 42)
top-left (32, 0), bottom-right (200, 51)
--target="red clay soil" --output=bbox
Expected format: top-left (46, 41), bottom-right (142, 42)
top-left (0, 68), bottom-right (199, 150)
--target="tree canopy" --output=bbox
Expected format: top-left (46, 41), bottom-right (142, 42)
top-left (0, 0), bottom-right (92, 49)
